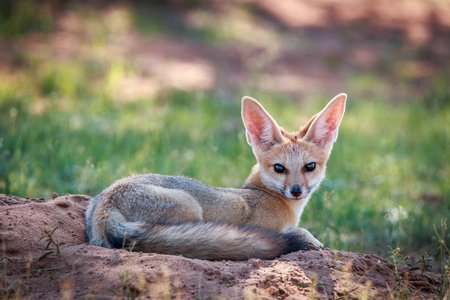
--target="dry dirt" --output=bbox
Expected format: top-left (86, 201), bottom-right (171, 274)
top-left (0, 194), bottom-right (442, 299)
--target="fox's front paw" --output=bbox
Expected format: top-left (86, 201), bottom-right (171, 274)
top-left (296, 228), bottom-right (323, 249)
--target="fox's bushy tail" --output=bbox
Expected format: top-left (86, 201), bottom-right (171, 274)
top-left (87, 208), bottom-right (313, 261)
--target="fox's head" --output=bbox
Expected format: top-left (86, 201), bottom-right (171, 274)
top-left (242, 94), bottom-right (347, 201)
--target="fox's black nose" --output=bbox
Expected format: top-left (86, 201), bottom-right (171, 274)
top-left (290, 185), bottom-right (302, 198)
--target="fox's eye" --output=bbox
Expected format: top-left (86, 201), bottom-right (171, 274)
top-left (274, 164), bottom-right (286, 173)
top-left (304, 162), bottom-right (316, 172)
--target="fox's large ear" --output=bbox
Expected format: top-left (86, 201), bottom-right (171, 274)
top-left (303, 93), bottom-right (347, 151)
top-left (299, 112), bottom-right (319, 138)
top-left (241, 96), bottom-right (284, 152)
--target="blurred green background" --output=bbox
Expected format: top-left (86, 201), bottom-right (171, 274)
top-left (0, 0), bottom-right (449, 259)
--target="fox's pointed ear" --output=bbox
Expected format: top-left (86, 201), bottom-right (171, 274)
top-left (241, 96), bottom-right (284, 152)
top-left (299, 112), bottom-right (319, 138)
top-left (303, 93), bottom-right (347, 151)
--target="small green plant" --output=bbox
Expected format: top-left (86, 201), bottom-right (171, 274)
top-left (387, 246), bottom-right (411, 299)
top-left (434, 218), bottom-right (449, 299)
top-left (307, 273), bottom-right (320, 300)
top-left (407, 253), bottom-right (433, 275)
top-left (110, 270), bottom-right (146, 300)
top-left (38, 226), bottom-right (67, 262)
top-left (385, 219), bottom-right (450, 299)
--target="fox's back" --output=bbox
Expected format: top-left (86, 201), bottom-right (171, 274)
top-left (123, 173), bottom-right (234, 202)
top-left (87, 173), bottom-right (253, 226)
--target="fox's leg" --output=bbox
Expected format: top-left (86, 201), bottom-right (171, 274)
top-left (145, 186), bottom-right (204, 222)
top-left (110, 183), bottom-right (204, 223)
top-left (283, 227), bottom-right (323, 249)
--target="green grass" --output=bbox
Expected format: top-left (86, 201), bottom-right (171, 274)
top-left (0, 0), bottom-right (55, 37)
top-left (310, 96), bottom-right (450, 254)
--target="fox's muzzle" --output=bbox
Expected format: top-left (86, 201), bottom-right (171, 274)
top-left (290, 185), bottom-right (302, 198)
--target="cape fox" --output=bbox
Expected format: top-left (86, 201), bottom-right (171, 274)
top-left (85, 93), bottom-right (347, 260)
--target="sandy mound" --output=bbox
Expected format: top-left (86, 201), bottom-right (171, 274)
top-left (0, 194), bottom-right (441, 299)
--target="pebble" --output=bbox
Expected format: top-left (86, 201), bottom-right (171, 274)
top-left (56, 201), bottom-right (69, 208)
top-left (268, 286), bottom-right (279, 296)
top-left (107, 250), bottom-right (121, 265)
top-left (6, 280), bottom-right (27, 296)
top-left (146, 274), bottom-right (158, 283)
top-left (250, 258), bottom-right (260, 268)
top-left (73, 260), bottom-right (84, 270)
top-left (221, 272), bottom-right (234, 280)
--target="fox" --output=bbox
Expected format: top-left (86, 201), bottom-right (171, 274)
top-left (85, 93), bottom-right (347, 261)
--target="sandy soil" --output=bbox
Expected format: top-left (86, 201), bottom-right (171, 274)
top-left (0, 194), bottom-right (442, 299)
